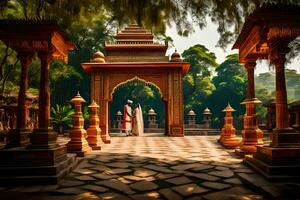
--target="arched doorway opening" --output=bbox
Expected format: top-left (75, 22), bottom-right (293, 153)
top-left (109, 77), bottom-right (165, 136)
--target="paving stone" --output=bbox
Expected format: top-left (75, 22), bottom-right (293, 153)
top-left (208, 170), bottom-right (234, 178)
top-left (185, 172), bottom-right (220, 181)
top-left (91, 165), bottom-right (110, 172)
top-left (92, 173), bottom-right (118, 180)
top-left (224, 178), bottom-right (242, 185)
top-left (105, 168), bottom-right (131, 175)
top-left (165, 176), bottom-right (193, 185)
top-left (156, 173), bottom-right (179, 179)
top-left (171, 163), bottom-right (204, 171)
top-left (80, 184), bottom-right (109, 193)
top-left (144, 164), bottom-right (173, 173)
top-left (201, 181), bottom-right (231, 190)
top-left (74, 175), bottom-right (96, 181)
top-left (123, 175), bottom-right (143, 181)
top-left (96, 179), bottom-right (134, 194)
top-left (100, 192), bottom-right (131, 200)
top-left (73, 168), bottom-right (95, 175)
top-left (172, 183), bottom-right (209, 196)
top-left (159, 188), bottom-right (183, 200)
top-left (215, 166), bottom-right (230, 171)
top-left (185, 196), bottom-right (204, 200)
top-left (143, 176), bottom-right (156, 181)
top-left (130, 191), bottom-right (161, 200)
top-left (74, 192), bottom-right (102, 200)
top-left (134, 168), bottom-right (157, 177)
top-left (190, 165), bottom-right (214, 172)
top-left (117, 177), bottom-right (132, 184)
top-left (59, 180), bottom-right (83, 188)
top-left (106, 162), bottom-right (130, 168)
top-left (202, 186), bottom-right (258, 200)
top-left (230, 194), bottom-right (265, 200)
top-left (92, 157), bottom-right (112, 163)
top-left (130, 181), bottom-right (159, 191)
top-left (56, 187), bottom-right (86, 195)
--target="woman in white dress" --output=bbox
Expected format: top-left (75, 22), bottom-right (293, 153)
top-left (132, 104), bottom-right (144, 136)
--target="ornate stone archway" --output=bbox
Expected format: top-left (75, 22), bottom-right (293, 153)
top-left (82, 24), bottom-right (189, 142)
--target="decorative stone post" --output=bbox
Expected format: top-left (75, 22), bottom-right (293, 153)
top-left (115, 111), bottom-right (123, 132)
top-left (236, 60), bottom-right (264, 156)
top-left (67, 92), bottom-right (91, 156)
top-left (148, 108), bottom-right (158, 128)
top-left (187, 110), bottom-right (196, 128)
top-left (87, 101), bottom-right (102, 150)
top-left (203, 107), bottom-right (212, 128)
top-left (219, 103), bottom-right (241, 148)
top-left (7, 51), bottom-right (34, 148)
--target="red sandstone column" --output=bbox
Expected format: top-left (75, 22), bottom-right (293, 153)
top-left (246, 62), bottom-right (255, 100)
top-left (270, 50), bottom-right (298, 147)
top-left (274, 58), bottom-right (289, 129)
top-left (7, 52), bottom-right (33, 148)
top-left (17, 52), bottom-right (33, 129)
top-left (28, 51), bottom-right (59, 149)
top-left (236, 61), bottom-right (263, 156)
top-left (37, 51), bottom-right (51, 129)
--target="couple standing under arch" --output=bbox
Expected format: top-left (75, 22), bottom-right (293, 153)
top-left (123, 100), bottom-right (144, 136)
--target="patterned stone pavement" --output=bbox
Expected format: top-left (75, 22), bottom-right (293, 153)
top-left (1, 136), bottom-right (265, 200)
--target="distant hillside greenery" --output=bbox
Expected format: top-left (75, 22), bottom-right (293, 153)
top-left (254, 69), bottom-right (300, 124)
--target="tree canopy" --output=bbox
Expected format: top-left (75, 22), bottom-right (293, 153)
top-left (1, 0), bottom-right (300, 48)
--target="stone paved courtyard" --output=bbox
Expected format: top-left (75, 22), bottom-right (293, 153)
top-left (1, 136), bottom-right (265, 200)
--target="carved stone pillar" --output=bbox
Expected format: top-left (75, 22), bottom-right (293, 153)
top-left (219, 103), bottom-right (240, 148)
top-left (270, 46), bottom-right (298, 146)
top-left (236, 60), bottom-right (263, 156)
top-left (99, 99), bottom-right (111, 143)
top-left (245, 40), bottom-right (300, 180)
top-left (28, 51), bottom-right (58, 149)
top-left (87, 101), bottom-right (102, 150)
top-left (67, 92), bottom-right (91, 156)
top-left (7, 51), bottom-right (33, 148)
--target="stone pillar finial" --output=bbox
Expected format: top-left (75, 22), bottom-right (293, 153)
top-left (67, 92), bottom-right (91, 156)
top-left (219, 103), bottom-right (240, 148)
top-left (87, 100), bottom-right (102, 150)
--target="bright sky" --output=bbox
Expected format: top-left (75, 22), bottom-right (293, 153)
top-left (166, 21), bottom-right (300, 75)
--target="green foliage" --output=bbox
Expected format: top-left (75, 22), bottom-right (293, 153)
top-left (254, 69), bottom-right (300, 123)
top-left (255, 69), bottom-right (300, 102)
top-left (207, 54), bottom-right (247, 127)
top-left (82, 105), bottom-right (90, 129)
top-left (1, 0), bottom-right (300, 49)
top-left (50, 104), bottom-right (74, 134)
top-left (110, 81), bottom-right (165, 127)
top-left (182, 44), bottom-right (217, 122)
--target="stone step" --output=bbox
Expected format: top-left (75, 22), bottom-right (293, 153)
top-left (244, 156), bottom-right (300, 181)
top-left (0, 154), bottom-right (78, 185)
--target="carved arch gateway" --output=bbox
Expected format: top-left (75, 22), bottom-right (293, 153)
top-left (82, 62), bottom-right (189, 143)
top-left (82, 24), bottom-right (189, 143)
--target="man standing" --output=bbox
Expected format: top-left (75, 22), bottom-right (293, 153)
top-left (123, 100), bottom-right (133, 136)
